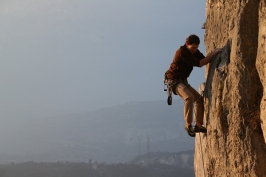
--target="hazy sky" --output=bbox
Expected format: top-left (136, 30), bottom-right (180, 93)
top-left (0, 0), bottom-right (207, 121)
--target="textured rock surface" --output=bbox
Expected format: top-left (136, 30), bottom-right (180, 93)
top-left (195, 0), bottom-right (266, 176)
top-left (257, 0), bottom-right (266, 143)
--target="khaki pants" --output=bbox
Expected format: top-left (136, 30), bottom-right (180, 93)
top-left (174, 83), bottom-right (204, 125)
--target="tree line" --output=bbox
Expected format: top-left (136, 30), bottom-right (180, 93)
top-left (0, 161), bottom-right (194, 177)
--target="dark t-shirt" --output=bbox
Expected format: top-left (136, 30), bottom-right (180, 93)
top-left (165, 45), bottom-right (205, 79)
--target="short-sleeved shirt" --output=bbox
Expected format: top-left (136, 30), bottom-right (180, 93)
top-left (165, 45), bottom-right (205, 80)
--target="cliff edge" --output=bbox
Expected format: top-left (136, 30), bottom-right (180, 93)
top-left (195, 1), bottom-right (266, 176)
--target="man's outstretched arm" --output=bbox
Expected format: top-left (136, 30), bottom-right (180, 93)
top-left (199, 48), bottom-right (222, 67)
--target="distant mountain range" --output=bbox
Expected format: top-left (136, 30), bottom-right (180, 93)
top-left (0, 99), bottom-right (195, 164)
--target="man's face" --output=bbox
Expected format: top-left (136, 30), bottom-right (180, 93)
top-left (186, 44), bottom-right (199, 54)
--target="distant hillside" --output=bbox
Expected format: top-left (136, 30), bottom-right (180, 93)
top-left (129, 150), bottom-right (194, 169)
top-left (0, 99), bottom-right (194, 164)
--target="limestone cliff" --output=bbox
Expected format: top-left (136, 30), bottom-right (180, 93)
top-left (194, 0), bottom-right (266, 176)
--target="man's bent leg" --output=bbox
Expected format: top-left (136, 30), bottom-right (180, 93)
top-left (175, 83), bottom-right (194, 125)
top-left (188, 86), bottom-right (204, 125)
top-left (188, 86), bottom-right (206, 133)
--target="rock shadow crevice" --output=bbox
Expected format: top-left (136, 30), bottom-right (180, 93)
top-left (204, 40), bottom-right (231, 136)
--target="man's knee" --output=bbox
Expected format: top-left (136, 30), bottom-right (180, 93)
top-left (184, 94), bottom-right (194, 104)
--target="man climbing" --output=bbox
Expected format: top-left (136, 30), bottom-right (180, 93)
top-left (165, 34), bottom-right (222, 137)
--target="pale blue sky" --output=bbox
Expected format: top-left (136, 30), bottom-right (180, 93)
top-left (0, 0), bottom-right (207, 120)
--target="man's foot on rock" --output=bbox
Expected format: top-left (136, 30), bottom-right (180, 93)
top-left (184, 124), bottom-right (195, 137)
top-left (194, 125), bottom-right (207, 133)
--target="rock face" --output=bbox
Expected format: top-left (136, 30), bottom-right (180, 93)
top-left (194, 0), bottom-right (266, 176)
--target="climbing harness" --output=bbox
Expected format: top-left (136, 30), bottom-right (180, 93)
top-left (163, 74), bottom-right (182, 105)
top-left (163, 75), bottom-right (173, 105)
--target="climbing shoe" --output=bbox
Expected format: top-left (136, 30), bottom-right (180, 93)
top-left (184, 124), bottom-right (195, 137)
top-left (194, 125), bottom-right (207, 133)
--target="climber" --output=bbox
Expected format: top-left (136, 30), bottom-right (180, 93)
top-left (164, 34), bottom-right (222, 137)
